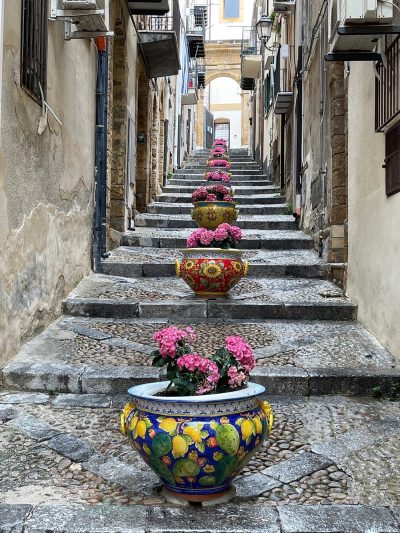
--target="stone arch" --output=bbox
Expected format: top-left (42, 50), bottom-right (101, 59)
top-left (205, 71), bottom-right (241, 87)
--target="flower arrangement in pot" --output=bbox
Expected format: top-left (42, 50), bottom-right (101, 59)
top-left (213, 138), bottom-right (228, 148)
top-left (176, 224), bottom-right (248, 296)
top-left (210, 146), bottom-right (228, 159)
top-left (191, 185), bottom-right (238, 230)
top-left (207, 158), bottom-right (231, 169)
top-left (121, 327), bottom-right (274, 504)
top-left (205, 170), bottom-right (232, 184)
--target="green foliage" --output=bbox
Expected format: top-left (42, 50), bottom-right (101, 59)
top-left (372, 383), bottom-right (400, 402)
top-left (286, 203), bottom-right (294, 215)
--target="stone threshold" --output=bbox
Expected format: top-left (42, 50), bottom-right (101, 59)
top-left (2, 502), bottom-right (400, 532)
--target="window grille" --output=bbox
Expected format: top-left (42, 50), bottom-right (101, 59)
top-left (21, 0), bottom-right (49, 103)
top-left (385, 123), bottom-right (400, 196)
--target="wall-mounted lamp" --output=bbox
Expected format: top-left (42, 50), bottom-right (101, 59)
top-left (255, 15), bottom-right (273, 44)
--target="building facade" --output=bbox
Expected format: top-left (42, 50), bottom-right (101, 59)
top-left (0, 0), bottom-right (205, 366)
top-left (249, 0), bottom-right (400, 357)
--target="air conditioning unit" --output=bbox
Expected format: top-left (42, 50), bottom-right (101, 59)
top-left (328, 0), bottom-right (393, 52)
top-left (273, 1), bottom-right (296, 12)
top-left (51, 0), bottom-right (111, 36)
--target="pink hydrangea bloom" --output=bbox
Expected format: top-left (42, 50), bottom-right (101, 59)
top-left (213, 226), bottom-right (229, 241)
top-left (227, 365), bottom-right (248, 389)
top-left (225, 336), bottom-right (255, 372)
top-left (177, 354), bottom-right (220, 395)
top-left (153, 326), bottom-right (196, 359)
top-left (208, 159), bottom-right (231, 169)
top-left (223, 195), bottom-right (232, 202)
top-left (206, 194), bottom-right (218, 201)
top-left (199, 229), bottom-right (214, 246)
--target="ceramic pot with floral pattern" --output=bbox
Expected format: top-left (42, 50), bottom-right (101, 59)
top-left (192, 201), bottom-right (239, 231)
top-left (121, 381), bottom-right (273, 504)
top-left (176, 248), bottom-right (248, 297)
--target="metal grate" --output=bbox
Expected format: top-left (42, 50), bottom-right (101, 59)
top-left (375, 36), bottom-right (400, 132)
top-left (21, 0), bottom-right (49, 103)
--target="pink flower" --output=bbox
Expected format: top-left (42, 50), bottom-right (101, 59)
top-left (153, 327), bottom-right (196, 359)
top-left (223, 195), bottom-right (232, 202)
top-left (177, 354), bottom-right (220, 395)
top-left (225, 336), bottom-right (255, 372)
top-left (206, 194), bottom-right (217, 201)
top-left (199, 230), bottom-right (214, 246)
top-left (213, 226), bottom-right (229, 241)
top-left (227, 365), bottom-right (248, 389)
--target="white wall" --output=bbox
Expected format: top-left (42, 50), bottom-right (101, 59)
top-left (209, 0), bottom-right (254, 41)
top-left (347, 63), bottom-right (400, 358)
top-left (209, 76), bottom-right (242, 147)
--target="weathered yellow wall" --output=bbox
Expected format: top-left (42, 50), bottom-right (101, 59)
top-left (0, 4), bottom-right (96, 365)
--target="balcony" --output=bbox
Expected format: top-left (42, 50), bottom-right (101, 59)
top-left (138, 16), bottom-right (180, 78)
top-left (273, 0), bottom-right (296, 13)
top-left (240, 28), bottom-right (262, 80)
top-left (127, 0), bottom-right (169, 15)
top-left (187, 5), bottom-right (207, 58)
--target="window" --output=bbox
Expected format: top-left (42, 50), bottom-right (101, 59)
top-left (264, 72), bottom-right (273, 115)
top-left (21, 0), bottom-right (49, 103)
top-left (224, 0), bottom-right (239, 19)
top-left (385, 123), bottom-right (400, 196)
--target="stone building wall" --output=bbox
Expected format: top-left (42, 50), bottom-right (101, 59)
top-left (0, 3), bottom-right (96, 365)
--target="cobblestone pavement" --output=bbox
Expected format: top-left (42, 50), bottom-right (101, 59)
top-left (1, 392), bottom-right (399, 511)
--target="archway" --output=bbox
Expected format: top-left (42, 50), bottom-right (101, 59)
top-left (207, 77), bottom-right (242, 148)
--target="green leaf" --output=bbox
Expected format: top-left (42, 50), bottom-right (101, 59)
top-left (152, 354), bottom-right (167, 368)
top-left (195, 441), bottom-right (206, 453)
top-left (200, 430), bottom-right (209, 438)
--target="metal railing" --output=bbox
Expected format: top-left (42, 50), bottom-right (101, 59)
top-left (376, 36), bottom-right (400, 132)
top-left (138, 15), bottom-right (173, 31)
top-left (187, 5), bottom-right (207, 35)
top-left (240, 27), bottom-right (261, 57)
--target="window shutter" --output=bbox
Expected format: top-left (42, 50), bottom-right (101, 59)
top-left (385, 123), bottom-right (400, 197)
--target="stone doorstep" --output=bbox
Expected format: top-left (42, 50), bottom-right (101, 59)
top-left (3, 362), bottom-right (400, 395)
top-left (2, 503), bottom-right (400, 532)
top-left (61, 298), bottom-right (356, 322)
top-left (100, 262), bottom-right (324, 279)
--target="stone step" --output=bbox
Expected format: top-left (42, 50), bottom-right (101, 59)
top-left (147, 203), bottom-right (288, 215)
top-left (168, 179), bottom-right (272, 187)
top-left (2, 389), bottom-right (400, 523)
top-left (175, 168), bottom-right (265, 175)
top-left (101, 247), bottom-right (324, 279)
top-left (162, 185), bottom-right (277, 195)
top-left (156, 194), bottom-right (285, 204)
top-left (134, 214), bottom-right (297, 230)
top-left (60, 273), bottom-right (356, 322)
top-left (121, 228), bottom-right (313, 250)
top-left (3, 316), bottom-right (398, 397)
top-left (173, 173), bottom-right (269, 180)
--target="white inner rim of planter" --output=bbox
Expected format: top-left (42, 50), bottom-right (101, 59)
top-left (128, 381), bottom-right (265, 403)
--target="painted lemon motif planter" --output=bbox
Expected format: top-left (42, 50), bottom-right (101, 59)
top-left (191, 201), bottom-right (239, 230)
top-left (121, 382), bottom-right (273, 503)
top-left (176, 248), bottom-right (248, 297)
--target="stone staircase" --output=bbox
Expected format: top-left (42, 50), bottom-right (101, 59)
top-left (1, 149), bottom-right (400, 530)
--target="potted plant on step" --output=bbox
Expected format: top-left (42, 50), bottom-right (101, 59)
top-left (176, 224), bottom-right (248, 296)
top-left (207, 158), bottom-right (231, 170)
top-left (191, 185), bottom-right (238, 230)
top-left (213, 138), bottom-right (228, 148)
top-left (121, 327), bottom-right (273, 504)
top-left (205, 170), bottom-right (232, 184)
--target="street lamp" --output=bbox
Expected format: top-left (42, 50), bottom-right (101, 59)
top-left (255, 15), bottom-right (273, 44)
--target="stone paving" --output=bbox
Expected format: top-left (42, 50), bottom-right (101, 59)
top-left (2, 150), bottom-right (400, 531)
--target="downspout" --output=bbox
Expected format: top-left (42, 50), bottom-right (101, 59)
top-left (293, 0), bottom-right (303, 218)
top-left (280, 114), bottom-right (285, 190)
top-left (93, 37), bottom-right (109, 272)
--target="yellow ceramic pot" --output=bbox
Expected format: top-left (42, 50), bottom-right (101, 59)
top-left (192, 201), bottom-right (239, 230)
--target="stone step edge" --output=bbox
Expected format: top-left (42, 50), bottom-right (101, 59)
top-left (120, 236), bottom-right (313, 250)
top-left (3, 502), bottom-right (399, 532)
top-left (2, 361), bottom-right (399, 395)
top-left (61, 298), bottom-right (357, 321)
top-left (101, 262), bottom-right (325, 279)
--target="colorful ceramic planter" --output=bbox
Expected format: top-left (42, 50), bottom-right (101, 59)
top-left (192, 201), bottom-right (239, 230)
top-left (176, 248), bottom-right (248, 297)
top-left (121, 381), bottom-right (273, 504)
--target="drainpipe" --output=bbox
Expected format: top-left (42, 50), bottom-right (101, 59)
top-left (293, 0), bottom-right (303, 219)
top-left (93, 37), bottom-right (109, 273)
top-left (280, 114), bottom-right (285, 190)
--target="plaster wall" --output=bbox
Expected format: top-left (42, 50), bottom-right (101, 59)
top-left (0, 4), bottom-right (96, 365)
top-left (209, 0), bottom-right (253, 41)
top-left (347, 63), bottom-right (400, 358)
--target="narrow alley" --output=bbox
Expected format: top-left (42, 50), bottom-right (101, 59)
top-left (1, 1), bottom-right (400, 532)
